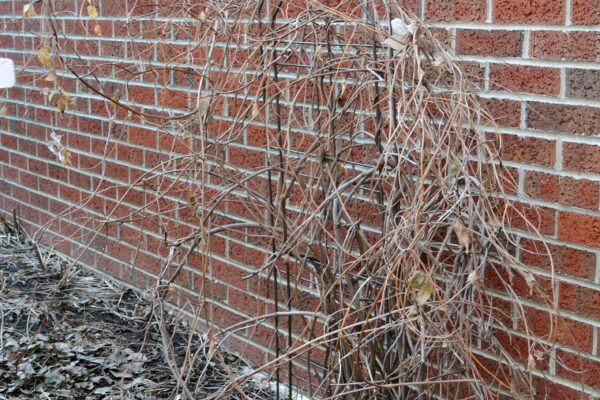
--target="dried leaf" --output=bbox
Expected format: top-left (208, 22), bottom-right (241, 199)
top-left (452, 219), bottom-right (470, 250)
top-left (207, 330), bottom-right (216, 358)
top-left (57, 89), bottom-right (70, 113)
top-left (482, 179), bottom-right (493, 192)
top-left (391, 18), bottom-right (415, 37)
top-left (315, 45), bottom-right (323, 61)
top-left (124, 377), bottom-right (155, 389)
top-left (431, 57), bottom-right (445, 71)
top-left (410, 271), bottom-right (426, 288)
top-left (521, 270), bottom-right (537, 295)
top-left (187, 192), bottom-right (197, 213)
top-left (93, 23), bottom-right (103, 36)
top-left (467, 270), bottom-right (481, 290)
top-left (383, 35), bottom-right (407, 52)
top-left (87, 4), bottom-right (98, 20)
top-left (197, 90), bottom-right (212, 120)
top-left (449, 162), bottom-right (460, 175)
top-left (487, 206), bottom-right (500, 225)
top-left (60, 148), bottom-right (73, 165)
top-left (45, 70), bottom-right (57, 82)
top-left (48, 131), bottom-right (72, 165)
top-left (48, 90), bottom-right (57, 102)
top-left (410, 271), bottom-right (433, 305)
top-left (23, 4), bottom-right (34, 18)
top-left (527, 354), bottom-right (536, 372)
top-left (251, 102), bottom-right (260, 119)
top-left (36, 46), bottom-right (52, 69)
top-left (0, 105), bottom-right (7, 117)
top-left (415, 283), bottom-right (433, 305)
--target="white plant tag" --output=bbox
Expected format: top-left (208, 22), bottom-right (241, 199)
top-left (0, 58), bottom-right (15, 88)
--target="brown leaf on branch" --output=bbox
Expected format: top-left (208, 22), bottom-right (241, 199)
top-left (452, 219), bottom-right (470, 251)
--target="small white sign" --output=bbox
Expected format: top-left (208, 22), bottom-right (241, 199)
top-left (0, 58), bottom-right (15, 89)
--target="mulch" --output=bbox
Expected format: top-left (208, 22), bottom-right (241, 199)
top-left (0, 218), bottom-right (273, 399)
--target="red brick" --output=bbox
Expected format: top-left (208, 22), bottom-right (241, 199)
top-left (4, 1), bottom-right (600, 392)
top-left (534, 376), bottom-right (591, 400)
top-left (494, 0), bottom-right (565, 24)
top-left (563, 142), bottom-right (600, 174)
top-left (117, 143), bottom-right (144, 165)
top-left (524, 171), bottom-right (599, 210)
top-left (530, 31), bottom-right (599, 62)
top-left (572, 0), bottom-right (600, 25)
top-left (490, 65), bottom-right (560, 95)
top-left (228, 287), bottom-right (264, 317)
top-left (558, 211), bottom-right (600, 247)
top-left (504, 201), bottom-right (556, 235)
top-left (559, 281), bottom-right (600, 321)
top-left (228, 241), bottom-right (266, 267)
top-left (521, 307), bottom-right (594, 353)
top-left (102, 1), bottom-right (126, 16)
top-left (485, 264), bottom-right (553, 303)
top-left (157, 88), bottom-right (189, 110)
top-left (104, 161), bottom-right (130, 182)
top-left (499, 134), bottom-right (556, 167)
top-left (227, 146), bottom-right (266, 170)
top-left (158, 133), bottom-right (188, 154)
top-left (127, 84), bottom-right (155, 105)
top-left (424, 0), bottom-right (487, 22)
top-left (567, 69), bottom-right (600, 100)
top-left (481, 98), bottom-right (522, 128)
top-left (528, 102), bottom-right (600, 135)
top-left (458, 61), bottom-right (486, 88)
top-left (212, 259), bottom-right (248, 290)
top-left (555, 350), bottom-right (600, 389)
top-left (58, 184), bottom-right (81, 203)
top-left (456, 30), bottom-right (523, 57)
top-left (246, 323), bottom-right (286, 350)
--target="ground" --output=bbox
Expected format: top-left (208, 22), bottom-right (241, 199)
top-left (0, 218), bottom-right (273, 400)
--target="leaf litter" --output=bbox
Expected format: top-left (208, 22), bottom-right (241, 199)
top-left (0, 218), bottom-right (273, 399)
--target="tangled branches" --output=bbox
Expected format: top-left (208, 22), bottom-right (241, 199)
top-left (28, 1), bottom-right (554, 399)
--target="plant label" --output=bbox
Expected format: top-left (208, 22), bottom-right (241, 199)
top-left (0, 58), bottom-right (15, 88)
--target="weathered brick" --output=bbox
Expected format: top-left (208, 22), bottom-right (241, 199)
top-left (458, 61), bottom-right (486, 88)
top-left (567, 69), bottom-right (600, 100)
top-left (481, 98), bottom-right (522, 128)
top-left (456, 30), bottom-right (523, 57)
top-left (511, 202), bottom-right (556, 235)
top-left (528, 102), bottom-right (600, 135)
top-left (563, 142), bottom-right (600, 174)
top-left (559, 281), bottom-right (600, 321)
top-left (499, 134), bottom-right (556, 167)
top-left (530, 31), bottom-right (600, 62)
top-left (534, 375), bottom-right (593, 399)
top-left (572, 0), bottom-right (600, 25)
top-left (521, 238), bottom-right (597, 280)
top-left (494, 0), bottom-right (565, 24)
top-left (558, 211), bottom-right (600, 247)
top-left (490, 65), bottom-right (560, 95)
top-left (555, 350), bottom-right (600, 390)
top-left (424, 0), bottom-right (487, 22)
top-left (524, 170), bottom-right (600, 209)
top-left (522, 307), bottom-right (594, 353)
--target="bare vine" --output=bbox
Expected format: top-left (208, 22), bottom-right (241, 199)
top-left (24, 0), bottom-right (555, 399)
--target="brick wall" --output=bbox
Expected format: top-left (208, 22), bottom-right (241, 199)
top-left (2, 0), bottom-right (600, 398)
